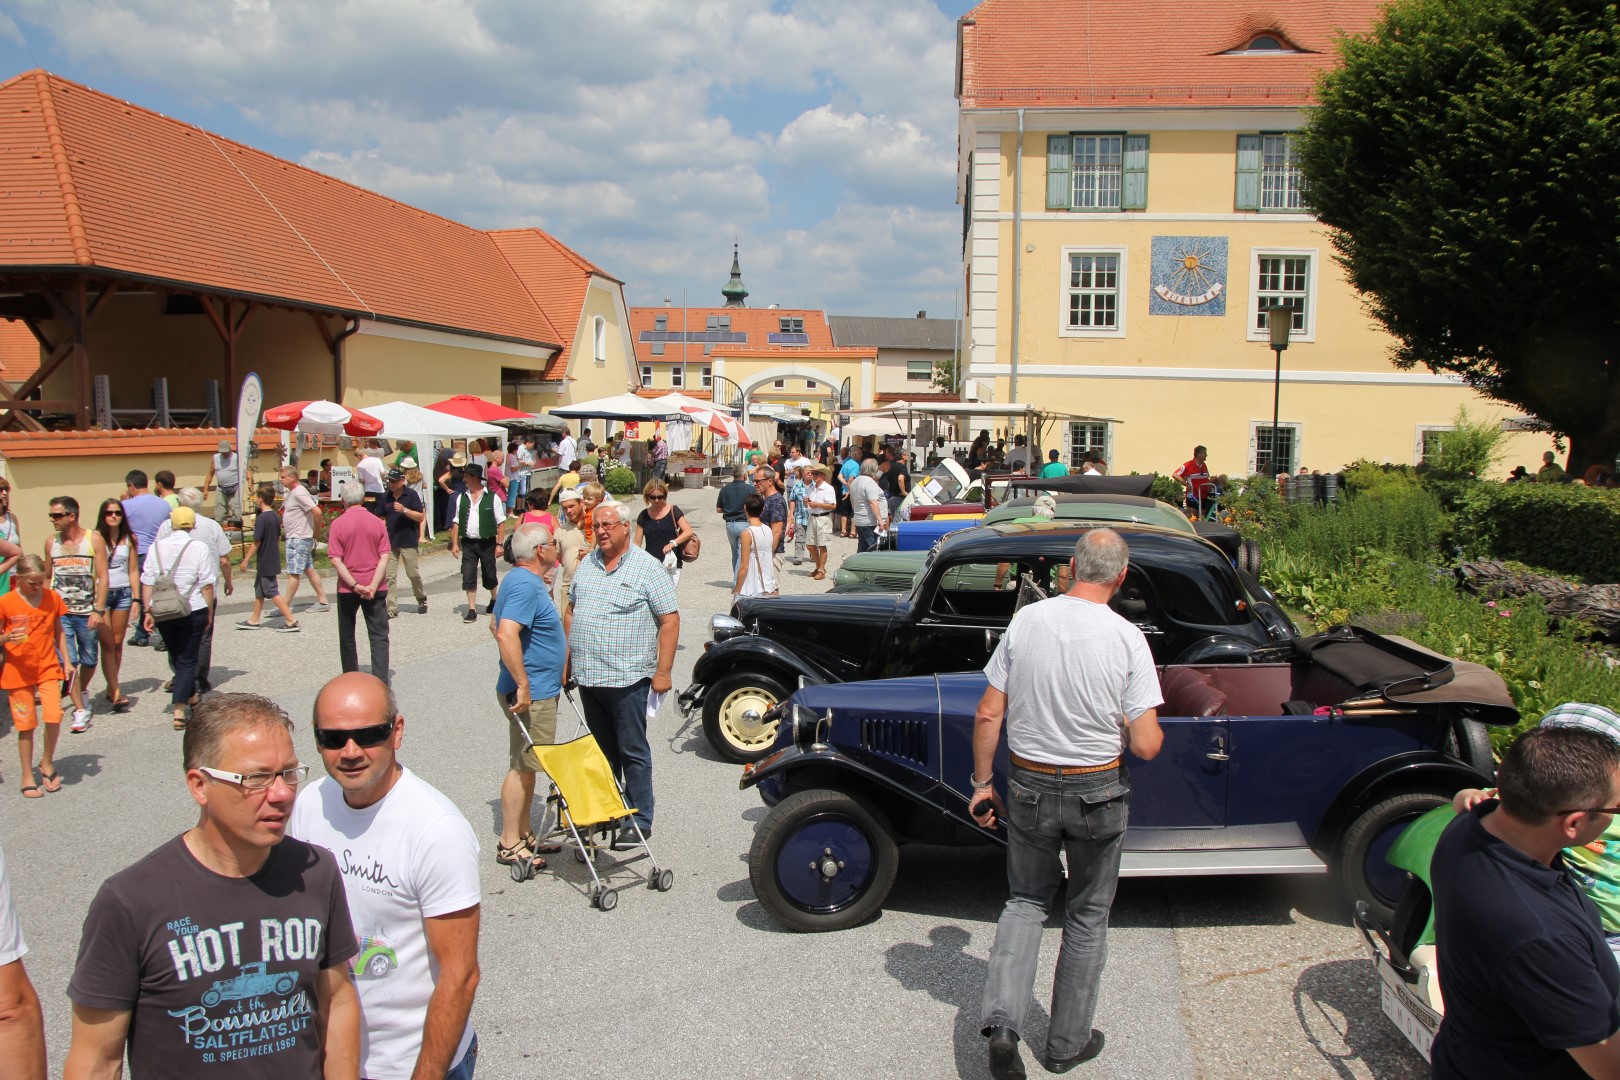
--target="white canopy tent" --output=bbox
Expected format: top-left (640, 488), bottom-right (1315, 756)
top-left (843, 401), bottom-right (1121, 468)
top-left (548, 393), bottom-right (683, 422)
top-left (364, 400), bottom-right (506, 441)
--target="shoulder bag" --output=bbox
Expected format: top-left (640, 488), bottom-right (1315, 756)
top-left (675, 507), bottom-right (700, 562)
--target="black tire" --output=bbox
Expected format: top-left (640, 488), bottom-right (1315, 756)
top-left (749, 788), bottom-right (899, 933)
top-left (598, 889), bottom-right (618, 912)
top-left (702, 671), bottom-right (790, 763)
top-left (655, 868), bottom-right (675, 892)
top-left (1238, 538), bottom-right (1262, 576)
top-left (1444, 718), bottom-right (1495, 777)
top-left (1337, 788), bottom-right (1451, 926)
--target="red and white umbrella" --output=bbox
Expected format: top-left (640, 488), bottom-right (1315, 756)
top-left (263, 399), bottom-right (384, 438)
top-left (680, 406), bottom-right (754, 449)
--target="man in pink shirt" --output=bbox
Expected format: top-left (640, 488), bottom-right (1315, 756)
top-left (324, 480), bottom-right (392, 683)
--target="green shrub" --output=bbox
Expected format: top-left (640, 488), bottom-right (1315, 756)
top-left (602, 465), bottom-right (638, 496)
top-left (1453, 483), bottom-right (1620, 583)
top-left (1146, 473), bottom-right (1185, 506)
top-left (1422, 406), bottom-right (1507, 482)
top-left (1222, 474), bottom-right (1291, 540)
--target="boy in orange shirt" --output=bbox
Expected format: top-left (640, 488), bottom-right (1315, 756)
top-left (1, 555), bottom-right (68, 798)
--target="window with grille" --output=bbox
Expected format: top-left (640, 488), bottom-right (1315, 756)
top-left (1251, 423), bottom-right (1300, 475)
top-left (1046, 134), bottom-right (1148, 211)
top-left (1260, 134), bottom-right (1305, 210)
top-left (1068, 422), bottom-right (1108, 467)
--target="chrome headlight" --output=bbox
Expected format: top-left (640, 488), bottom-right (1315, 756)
top-left (710, 614), bottom-right (746, 641)
top-left (791, 703), bottom-right (832, 749)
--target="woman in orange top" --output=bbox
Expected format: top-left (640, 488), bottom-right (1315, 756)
top-left (1, 555), bottom-right (68, 798)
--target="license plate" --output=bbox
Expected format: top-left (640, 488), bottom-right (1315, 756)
top-left (1380, 977), bottom-right (1437, 1062)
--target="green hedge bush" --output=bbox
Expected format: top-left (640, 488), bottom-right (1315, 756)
top-left (1452, 483), bottom-right (1620, 583)
top-left (603, 465), bottom-right (638, 496)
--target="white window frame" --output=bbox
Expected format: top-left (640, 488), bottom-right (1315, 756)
top-left (640, 364), bottom-right (653, 388)
top-left (1067, 421), bottom-right (1112, 468)
top-left (592, 316), bottom-right (607, 363)
top-left (905, 360), bottom-right (932, 382)
top-left (1248, 420), bottom-right (1302, 475)
top-left (772, 378), bottom-right (786, 390)
top-left (671, 364), bottom-right (685, 389)
top-left (1247, 248), bottom-right (1317, 343)
top-left (1059, 245), bottom-right (1128, 338)
top-left (1416, 424), bottom-right (1454, 467)
top-left (1071, 134), bottom-right (1124, 210)
top-left (1260, 133), bottom-right (1306, 211)
top-left (700, 365), bottom-right (712, 390)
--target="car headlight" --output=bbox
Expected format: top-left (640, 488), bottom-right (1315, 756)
top-left (710, 614), bottom-right (746, 641)
top-left (790, 703), bottom-right (831, 749)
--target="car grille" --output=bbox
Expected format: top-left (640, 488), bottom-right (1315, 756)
top-left (861, 717), bottom-right (930, 765)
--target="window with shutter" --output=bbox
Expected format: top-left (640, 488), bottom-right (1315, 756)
top-left (1122, 134), bottom-right (1149, 210)
top-left (1046, 135), bottom-right (1072, 209)
top-left (1235, 134), bottom-right (1262, 210)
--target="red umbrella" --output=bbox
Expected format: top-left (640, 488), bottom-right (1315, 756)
top-left (425, 395), bottom-right (535, 423)
top-left (263, 399), bottom-right (383, 437)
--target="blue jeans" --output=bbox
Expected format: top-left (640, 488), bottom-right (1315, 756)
top-left (725, 519), bottom-right (748, 573)
top-left (577, 680), bottom-right (654, 831)
top-left (855, 524), bottom-right (879, 552)
top-left (62, 613), bottom-right (99, 668)
top-left (443, 1032), bottom-right (478, 1080)
top-left (981, 764), bottom-right (1130, 1061)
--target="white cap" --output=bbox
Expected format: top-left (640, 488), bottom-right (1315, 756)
top-left (558, 487), bottom-right (582, 502)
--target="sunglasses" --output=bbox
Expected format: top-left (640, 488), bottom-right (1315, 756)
top-left (311, 719), bottom-right (396, 751)
top-left (647, 495), bottom-right (667, 502)
top-left (104, 509), bottom-right (124, 517)
top-left (1562, 806), bottom-right (1620, 816)
top-left (47, 511), bottom-right (72, 519)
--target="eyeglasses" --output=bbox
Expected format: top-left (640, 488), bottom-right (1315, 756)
top-left (312, 719), bottom-right (397, 751)
top-left (47, 511), bottom-right (71, 519)
top-left (647, 495), bottom-right (667, 502)
top-left (1561, 806), bottom-right (1620, 816)
top-left (596, 520), bottom-right (627, 531)
top-left (104, 509), bottom-right (124, 517)
top-left (198, 765), bottom-right (308, 792)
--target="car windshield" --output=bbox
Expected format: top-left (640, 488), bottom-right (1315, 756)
top-left (915, 464), bottom-right (964, 503)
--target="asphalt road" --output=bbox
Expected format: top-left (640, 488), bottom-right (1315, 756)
top-left (0, 487), bottom-right (1427, 1078)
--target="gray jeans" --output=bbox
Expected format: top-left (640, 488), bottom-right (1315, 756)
top-left (981, 764), bottom-right (1129, 1061)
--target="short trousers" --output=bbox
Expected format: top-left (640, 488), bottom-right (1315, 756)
top-left (255, 575), bottom-right (280, 600)
top-left (9, 682), bottom-right (62, 732)
top-left (62, 613), bottom-right (99, 668)
top-left (807, 514), bottom-right (833, 546)
top-left (105, 585), bottom-right (133, 611)
top-left (285, 536), bottom-right (316, 576)
top-left (504, 693), bottom-right (559, 772)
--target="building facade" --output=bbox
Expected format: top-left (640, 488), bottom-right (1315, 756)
top-left (955, 0), bottom-right (1553, 476)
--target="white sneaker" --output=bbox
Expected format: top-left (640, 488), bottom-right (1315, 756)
top-left (70, 708), bottom-right (92, 733)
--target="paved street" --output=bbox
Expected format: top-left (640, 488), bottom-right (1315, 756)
top-left (0, 487), bottom-right (1426, 1078)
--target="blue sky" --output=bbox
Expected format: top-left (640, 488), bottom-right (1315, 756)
top-left (0, 1), bottom-right (984, 319)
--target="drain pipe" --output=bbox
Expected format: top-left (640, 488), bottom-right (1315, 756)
top-left (331, 316), bottom-right (361, 401)
top-left (1009, 107), bottom-right (1024, 405)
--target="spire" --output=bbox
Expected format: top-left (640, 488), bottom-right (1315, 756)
top-left (721, 242), bottom-right (749, 308)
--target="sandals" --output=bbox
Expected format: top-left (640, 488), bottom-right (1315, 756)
top-left (20, 785), bottom-right (41, 799)
top-left (38, 768), bottom-right (61, 793)
top-left (173, 717), bottom-right (187, 730)
top-left (496, 838), bottom-right (546, 870)
top-left (111, 697), bottom-right (134, 713)
top-left (524, 832), bottom-right (563, 855)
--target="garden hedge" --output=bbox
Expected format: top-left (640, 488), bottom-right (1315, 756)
top-left (1453, 483), bottom-right (1620, 583)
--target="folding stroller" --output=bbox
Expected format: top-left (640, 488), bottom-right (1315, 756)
top-left (503, 691), bottom-right (674, 910)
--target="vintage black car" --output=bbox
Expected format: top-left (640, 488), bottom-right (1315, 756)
top-left (680, 522), bottom-right (1297, 761)
top-left (738, 627), bottom-right (1515, 933)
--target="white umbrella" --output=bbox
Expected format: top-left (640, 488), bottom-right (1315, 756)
top-left (364, 401), bottom-right (506, 441)
top-left (549, 393), bottom-right (682, 421)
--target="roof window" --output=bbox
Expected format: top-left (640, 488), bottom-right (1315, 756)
top-left (1221, 31), bottom-right (1305, 55)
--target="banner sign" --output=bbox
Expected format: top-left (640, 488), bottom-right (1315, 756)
top-left (236, 372), bottom-right (263, 495)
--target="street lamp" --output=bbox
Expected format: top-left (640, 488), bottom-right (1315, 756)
top-left (1265, 305), bottom-right (1292, 476)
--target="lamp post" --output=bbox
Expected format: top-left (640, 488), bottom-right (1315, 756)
top-left (1265, 305), bottom-right (1292, 476)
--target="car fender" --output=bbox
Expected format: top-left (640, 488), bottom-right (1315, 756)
top-left (688, 636), bottom-right (834, 697)
top-left (1311, 752), bottom-right (1490, 855)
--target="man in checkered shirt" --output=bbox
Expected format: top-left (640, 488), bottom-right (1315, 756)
top-left (564, 501), bottom-right (679, 845)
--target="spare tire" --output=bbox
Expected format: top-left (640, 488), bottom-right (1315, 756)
top-left (1444, 717), bottom-right (1495, 777)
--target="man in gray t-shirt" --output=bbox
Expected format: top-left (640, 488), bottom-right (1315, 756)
top-left (970, 528), bottom-right (1163, 1078)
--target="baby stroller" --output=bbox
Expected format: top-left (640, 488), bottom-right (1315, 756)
top-left (503, 690), bottom-right (675, 911)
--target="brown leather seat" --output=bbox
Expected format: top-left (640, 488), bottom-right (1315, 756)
top-left (1159, 667), bottom-right (1229, 718)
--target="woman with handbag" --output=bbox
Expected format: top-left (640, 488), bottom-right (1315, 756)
top-left (633, 479), bottom-right (694, 586)
top-left (733, 493), bottom-right (778, 599)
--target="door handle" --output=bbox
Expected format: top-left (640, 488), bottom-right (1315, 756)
top-left (1206, 734), bottom-right (1229, 762)
top-left (1205, 750), bottom-right (1230, 762)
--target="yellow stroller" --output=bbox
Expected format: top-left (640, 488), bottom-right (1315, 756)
top-left (504, 691), bottom-right (674, 910)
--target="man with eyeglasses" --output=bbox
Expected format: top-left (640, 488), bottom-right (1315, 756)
top-left (291, 673), bottom-right (481, 1080)
top-left (565, 502), bottom-right (678, 846)
top-left (66, 693), bottom-right (360, 1079)
top-left (45, 496), bottom-right (108, 733)
top-left (752, 468), bottom-right (787, 580)
top-left (1430, 718), bottom-right (1620, 1079)
top-left (490, 522), bottom-right (567, 869)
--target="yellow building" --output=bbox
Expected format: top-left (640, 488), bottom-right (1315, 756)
top-left (955, 1), bottom-right (1554, 477)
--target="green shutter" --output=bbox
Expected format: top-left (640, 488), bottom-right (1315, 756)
top-left (1046, 135), bottom-right (1072, 210)
top-left (1122, 134), bottom-right (1149, 210)
top-left (1235, 134), bottom-right (1261, 210)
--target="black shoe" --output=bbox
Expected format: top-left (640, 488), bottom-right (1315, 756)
top-left (462, 609), bottom-right (477, 623)
top-left (612, 823), bottom-right (649, 850)
top-left (1044, 1030), bottom-right (1104, 1074)
top-left (418, 601), bottom-right (428, 614)
top-left (153, 637), bottom-right (167, 652)
top-left (130, 633), bottom-right (149, 647)
top-left (987, 1027), bottom-right (1025, 1080)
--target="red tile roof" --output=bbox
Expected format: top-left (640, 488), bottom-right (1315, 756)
top-left (628, 307), bottom-right (835, 365)
top-left (958, 0), bottom-right (1382, 109)
top-left (0, 425), bottom-right (279, 458)
top-left (0, 319), bottom-right (38, 380)
top-left (0, 70), bottom-right (564, 349)
top-left (489, 228), bottom-right (620, 381)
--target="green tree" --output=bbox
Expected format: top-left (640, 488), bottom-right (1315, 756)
top-left (1300, 0), bottom-right (1620, 474)
top-left (932, 352), bottom-right (960, 395)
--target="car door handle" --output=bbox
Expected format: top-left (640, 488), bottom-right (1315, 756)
top-left (1205, 750), bottom-right (1230, 762)
top-left (1206, 734), bottom-right (1230, 762)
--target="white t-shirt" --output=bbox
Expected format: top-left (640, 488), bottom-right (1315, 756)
top-left (556, 435), bottom-right (577, 466)
top-left (1008, 446), bottom-right (1030, 469)
top-left (454, 490), bottom-right (507, 540)
top-left (289, 767), bottom-right (480, 1080)
top-left (155, 513), bottom-right (231, 560)
top-left (0, 843), bottom-right (27, 967)
top-left (984, 595), bottom-right (1162, 765)
top-left (357, 455), bottom-right (387, 494)
top-left (785, 453), bottom-right (813, 474)
top-left (139, 532), bottom-right (218, 612)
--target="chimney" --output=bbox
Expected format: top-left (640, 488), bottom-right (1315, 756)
top-left (916, 310), bottom-right (926, 319)
top-left (663, 297), bottom-right (672, 307)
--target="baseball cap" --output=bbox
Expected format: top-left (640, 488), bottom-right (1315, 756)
top-left (558, 487), bottom-right (582, 502)
top-left (386, 468), bottom-right (405, 482)
top-left (1540, 703), bottom-right (1620, 745)
top-left (169, 506), bottom-right (196, 530)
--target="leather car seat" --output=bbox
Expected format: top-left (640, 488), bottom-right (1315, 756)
top-left (1159, 667), bottom-right (1229, 718)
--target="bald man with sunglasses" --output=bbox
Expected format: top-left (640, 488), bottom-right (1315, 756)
top-left (290, 673), bottom-right (482, 1080)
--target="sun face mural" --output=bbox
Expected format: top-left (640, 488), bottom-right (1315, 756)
top-left (1149, 236), bottom-right (1228, 317)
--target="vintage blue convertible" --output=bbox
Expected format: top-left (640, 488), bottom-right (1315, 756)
top-left (739, 626), bottom-right (1517, 932)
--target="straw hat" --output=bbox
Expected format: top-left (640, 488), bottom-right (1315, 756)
top-left (449, 451), bottom-right (467, 467)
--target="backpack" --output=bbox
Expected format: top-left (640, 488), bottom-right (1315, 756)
top-left (148, 539), bottom-right (201, 622)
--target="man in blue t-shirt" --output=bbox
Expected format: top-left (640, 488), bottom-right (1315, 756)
top-left (490, 521), bottom-right (566, 869)
top-left (122, 469), bottom-right (178, 647)
top-left (1431, 724), bottom-right (1620, 1079)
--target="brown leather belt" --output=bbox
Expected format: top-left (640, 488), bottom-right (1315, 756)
top-left (1010, 753), bottom-right (1120, 777)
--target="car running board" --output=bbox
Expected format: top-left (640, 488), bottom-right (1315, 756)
top-left (1118, 847), bottom-right (1327, 877)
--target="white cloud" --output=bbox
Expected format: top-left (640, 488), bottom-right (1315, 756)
top-left (6, 0), bottom-right (965, 316)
